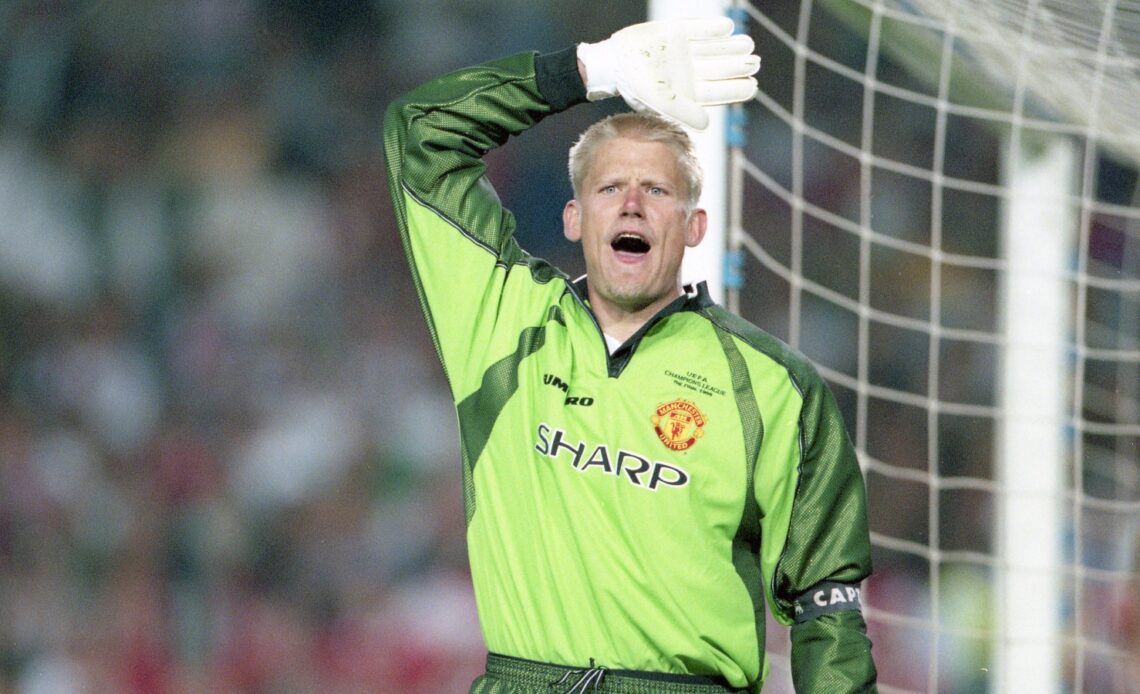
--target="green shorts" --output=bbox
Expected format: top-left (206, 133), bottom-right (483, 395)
top-left (470, 653), bottom-right (752, 693)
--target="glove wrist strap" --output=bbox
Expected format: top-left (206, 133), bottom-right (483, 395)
top-left (576, 41), bottom-right (620, 102)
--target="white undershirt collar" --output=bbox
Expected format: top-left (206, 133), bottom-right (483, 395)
top-left (603, 333), bottom-right (622, 355)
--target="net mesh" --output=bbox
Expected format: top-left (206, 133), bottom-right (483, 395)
top-left (726, 0), bottom-right (1140, 691)
top-left (902, 0), bottom-right (1140, 166)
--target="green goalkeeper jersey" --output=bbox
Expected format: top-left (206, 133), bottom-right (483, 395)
top-left (383, 47), bottom-right (876, 693)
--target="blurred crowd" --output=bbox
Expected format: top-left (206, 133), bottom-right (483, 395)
top-left (0, 1), bottom-right (638, 691)
top-left (0, 1), bottom-right (1136, 693)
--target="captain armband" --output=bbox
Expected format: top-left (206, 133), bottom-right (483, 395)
top-left (790, 581), bottom-right (864, 624)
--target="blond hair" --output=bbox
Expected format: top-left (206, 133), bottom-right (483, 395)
top-left (568, 113), bottom-right (703, 212)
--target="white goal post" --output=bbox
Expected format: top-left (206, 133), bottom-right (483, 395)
top-left (650, 0), bottom-right (732, 304)
top-left (996, 133), bottom-right (1074, 694)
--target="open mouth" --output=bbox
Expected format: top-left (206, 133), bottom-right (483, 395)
top-left (611, 233), bottom-right (651, 255)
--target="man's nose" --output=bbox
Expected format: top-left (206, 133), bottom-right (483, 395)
top-left (621, 188), bottom-right (643, 215)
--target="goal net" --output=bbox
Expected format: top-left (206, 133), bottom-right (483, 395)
top-left (714, 0), bottom-right (1140, 691)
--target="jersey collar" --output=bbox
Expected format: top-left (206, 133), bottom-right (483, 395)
top-left (569, 276), bottom-right (716, 313)
top-left (569, 276), bottom-right (716, 377)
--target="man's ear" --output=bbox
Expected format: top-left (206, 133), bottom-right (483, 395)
top-left (685, 208), bottom-right (708, 248)
top-left (563, 200), bottom-right (582, 242)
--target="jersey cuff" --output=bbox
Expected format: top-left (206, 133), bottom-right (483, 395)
top-left (791, 581), bottom-right (864, 624)
top-left (535, 47), bottom-right (588, 112)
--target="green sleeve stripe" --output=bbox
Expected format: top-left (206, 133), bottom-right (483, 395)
top-left (455, 305), bottom-right (566, 522)
top-left (403, 182), bottom-right (505, 260)
top-left (715, 327), bottom-right (764, 474)
top-left (770, 376), bottom-right (808, 620)
top-left (701, 305), bottom-right (815, 623)
top-left (714, 326), bottom-right (767, 685)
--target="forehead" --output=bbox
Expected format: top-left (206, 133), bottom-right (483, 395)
top-left (585, 137), bottom-right (681, 182)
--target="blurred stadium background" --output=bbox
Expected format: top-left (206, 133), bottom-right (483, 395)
top-left (0, 2), bottom-right (631, 692)
top-left (0, 1), bottom-right (1136, 693)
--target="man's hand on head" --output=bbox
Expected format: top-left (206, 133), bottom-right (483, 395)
top-left (576, 17), bottom-right (760, 130)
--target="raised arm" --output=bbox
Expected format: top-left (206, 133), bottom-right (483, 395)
top-left (382, 48), bottom-right (586, 397)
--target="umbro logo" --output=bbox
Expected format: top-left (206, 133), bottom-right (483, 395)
top-left (543, 373), bottom-right (594, 406)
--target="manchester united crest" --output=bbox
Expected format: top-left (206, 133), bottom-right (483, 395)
top-left (652, 399), bottom-right (706, 451)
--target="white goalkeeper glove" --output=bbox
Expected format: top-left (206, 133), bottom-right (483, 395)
top-left (577, 17), bottom-right (760, 130)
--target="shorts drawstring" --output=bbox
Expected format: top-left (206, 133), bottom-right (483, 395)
top-left (549, 658), bottom-right (607, 693)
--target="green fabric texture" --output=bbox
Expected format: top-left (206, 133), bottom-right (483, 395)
top-left (471, 653), bottom-right (751, 693)
top-left (384, 50), bottom-right (876, 693)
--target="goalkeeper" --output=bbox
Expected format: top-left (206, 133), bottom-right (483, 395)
top-left (384, 16), bottom-right (877, 694)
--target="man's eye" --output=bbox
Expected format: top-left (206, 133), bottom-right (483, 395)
top-left (648, 186), bottom-right (666, 196)
top-left (601, 185), bottom-right (618, 194)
